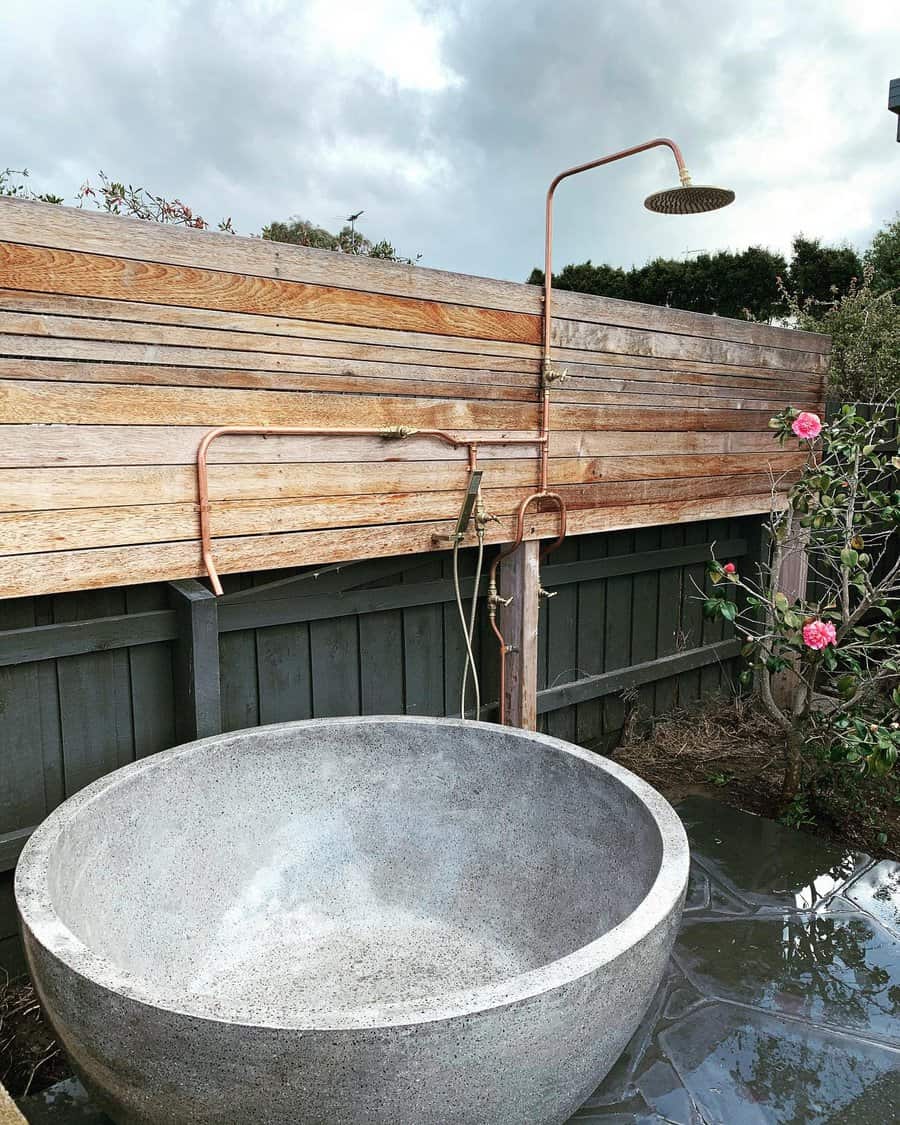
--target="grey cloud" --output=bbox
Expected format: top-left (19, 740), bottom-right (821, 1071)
top-left (1, 0), bottom-right (896, 282)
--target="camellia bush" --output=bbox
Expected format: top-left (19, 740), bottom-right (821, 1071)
top-left (704, 403), bottom-right (900, 812)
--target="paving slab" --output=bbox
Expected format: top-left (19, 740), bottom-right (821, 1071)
top-left (19, 796), bottom-right (900, 1124)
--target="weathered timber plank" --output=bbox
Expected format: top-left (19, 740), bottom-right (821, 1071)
top-left (0, 379), bottom-right (537, 428)
top-left (0, 290), bottom-right (828, 383)
top-left (0, 289), bottom-right (540, 361)
top-left (536, 639), bottom-right (742, 712)
top-left (0, 346), bottom-right (540, 399)
top-left (0, 424), bottom-right (789, 468)
top-left (0, 494), bottom-right (785, 598)
top-left (551, 368), bottom-right (810, 399)
top-left (0, 452), bottom-right (804, 512)
top-left (0, 474), bottom-right (792, 554)
top-left (550, 290), bottom-right (830, 354)
top-left (0, 312), bottom-right (823, 391)
top-left (0, 351), bottom-right (813, 407)
top-left (0, 379), bottom-right (782, 431)
top-left (554, 319), bottom-right (827, 376)
top-left (0, 198), bottom-right (831, 353)
top-left (0, 310), bottom-right (537, 373)
top-left (0, 242), bottom-right (541, 344)
top-left (552, 353), bottom-right (820, 389)
top-left (0, 353), bottom-right (799, 412)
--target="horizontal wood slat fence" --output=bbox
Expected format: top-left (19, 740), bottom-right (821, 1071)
top-left (0, 518), bottom-right (756, 973)
top-left (0, 198), bottom-right (827, 598)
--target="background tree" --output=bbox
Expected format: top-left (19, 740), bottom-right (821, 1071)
top-left (527, 260), bottom-right (630, 300)
top-left (529, 245), bottom-right (787, 320)
top-left (865, 214), bottom-right (900, 297)
top-left (787, 236), bottom-right (863, 312)
top-left (783, 269), bottom-right (900, 402)
top-left (260, 217), bottom-right (340, 249)
top-left (262, 215), bottom-right (415, 262)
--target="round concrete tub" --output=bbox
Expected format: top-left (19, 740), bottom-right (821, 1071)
top-left (16, 716), bottom-right (688, 1125)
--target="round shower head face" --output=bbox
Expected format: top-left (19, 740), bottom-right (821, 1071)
top-left (644, 185), bottom-right (735, 215)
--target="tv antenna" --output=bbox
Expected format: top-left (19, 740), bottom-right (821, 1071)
top-left (346, 209), bottom-right (365, 252)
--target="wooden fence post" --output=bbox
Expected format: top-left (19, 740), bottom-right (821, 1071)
top-left (168, 579), bottom-right (222, 741)
top-left (498, 540), bottom-right (540, 730)
top-left (772, 523), bottom-right (809, 709)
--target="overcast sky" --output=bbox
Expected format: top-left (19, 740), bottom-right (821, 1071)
top-left (2, 0), bottom-right (898, 283)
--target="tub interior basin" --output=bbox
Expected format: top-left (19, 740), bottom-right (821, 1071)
top-left (39, 718), bottom-right (665, 1023)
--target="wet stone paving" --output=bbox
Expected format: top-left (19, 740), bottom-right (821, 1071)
top-left (19, 796), bottom-right (900, 1124)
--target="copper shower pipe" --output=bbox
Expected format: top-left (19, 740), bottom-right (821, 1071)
top-left (482, 138), bottom-right (691, 722)
top-left (193, 138), bottom-right (696, 725)
top-left (195, 424), bottom-right (549, 596)
top-left (541, 139), bottom-right (689, 483)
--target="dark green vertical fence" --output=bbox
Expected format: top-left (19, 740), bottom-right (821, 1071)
top-left (0, 516), bottom-right (759, 975)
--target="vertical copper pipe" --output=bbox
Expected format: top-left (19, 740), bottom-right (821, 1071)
top-left (541, 138), bottom-right (688, 492)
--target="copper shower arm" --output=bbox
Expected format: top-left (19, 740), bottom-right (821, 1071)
top-left (541, 137), bottom-right (688, 368)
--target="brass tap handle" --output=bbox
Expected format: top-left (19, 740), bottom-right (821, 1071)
top-left (539, 587), bottom-right (557, 600)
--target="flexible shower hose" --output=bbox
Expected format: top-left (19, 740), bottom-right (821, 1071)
top-left (453, 525), bottom-right (484, 719)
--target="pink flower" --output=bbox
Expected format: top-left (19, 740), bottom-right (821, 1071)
top-left (802, 619), bottom-right (837, 650)
top-left (792, 412), bottom-right (822, 440)
top-left (723, 562), bottom-right (736, 574)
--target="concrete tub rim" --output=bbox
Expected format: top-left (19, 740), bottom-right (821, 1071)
top-left (15, 715), bottom-right (689, 1032)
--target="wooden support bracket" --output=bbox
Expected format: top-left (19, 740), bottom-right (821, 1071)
top-left (167, 578), bottom-right (222, 742)
top-left (498, 540), bottom-right (541, 730)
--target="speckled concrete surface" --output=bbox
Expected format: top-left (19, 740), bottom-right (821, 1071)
top-left (15, 717), bottom-right (688, 1125)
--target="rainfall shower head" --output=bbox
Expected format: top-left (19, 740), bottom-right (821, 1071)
top-left (644, 182), bottom-right (735, 215)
